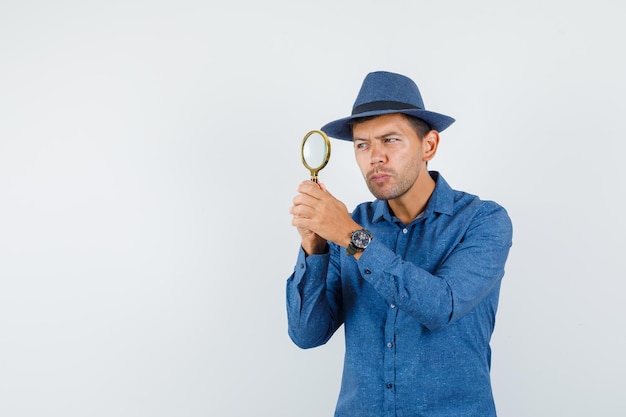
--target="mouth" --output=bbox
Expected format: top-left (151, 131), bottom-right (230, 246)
top-left (368, 171), bottom-right (393, 184)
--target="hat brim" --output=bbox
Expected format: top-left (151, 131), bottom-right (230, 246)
top-left (321, 109), bottom-right (455, 141)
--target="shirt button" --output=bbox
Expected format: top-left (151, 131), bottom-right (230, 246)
top-left (402, 228), bottom-right (408, 234)
top-left (386, 383), bottom-right (393, 389)
top-left (390, 304), bottom-right (395, 309)
top-left (387, 342), bottom-right (393, 348)
top-left (299, 263), bottom-right (304, 269)
top-left (364, 269), bottom-right (371, 275)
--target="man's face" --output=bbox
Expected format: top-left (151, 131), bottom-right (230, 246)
top-left (352, 113), bottom-right (428, 201)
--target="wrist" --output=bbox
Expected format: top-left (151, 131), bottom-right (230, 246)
top-left (302, 237), bottom-right (328, 256)
top-left (346, 228), bottom-right (373, 257)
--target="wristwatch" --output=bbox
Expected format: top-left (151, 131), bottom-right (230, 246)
top-left (346, 229), bottom-right (373, 257)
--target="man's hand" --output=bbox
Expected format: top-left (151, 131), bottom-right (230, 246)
top-left (290, 181), bottom-right (361, 255)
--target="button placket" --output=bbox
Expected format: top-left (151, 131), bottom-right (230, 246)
top-left (382, 298), bottom-right (398, 413)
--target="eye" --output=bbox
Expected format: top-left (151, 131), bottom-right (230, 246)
top-left (384, 137), bottom-right (398, 143)
top-left (354, 142), bottom-right (368, 150)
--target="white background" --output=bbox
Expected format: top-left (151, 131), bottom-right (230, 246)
top-left (1, 1), bottom-right (624, 416)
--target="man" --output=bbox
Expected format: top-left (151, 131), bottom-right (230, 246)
top-left (287, 71), bottom-right (512, 417)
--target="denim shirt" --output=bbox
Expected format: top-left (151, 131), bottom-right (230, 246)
top-left (286, 172), bottom-right (513, 417)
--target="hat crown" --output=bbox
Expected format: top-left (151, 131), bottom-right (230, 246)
top-left (352, 71), bottom-right (425, 112)
top-left (320, 70), bottom-right (455, 141)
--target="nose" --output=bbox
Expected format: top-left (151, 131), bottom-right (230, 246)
top-left (370, 142), bottom-right (385, 165)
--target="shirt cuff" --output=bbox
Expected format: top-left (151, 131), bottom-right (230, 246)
top-left (293, 245), bottom-right (331, 284)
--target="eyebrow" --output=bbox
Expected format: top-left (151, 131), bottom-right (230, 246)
top-left (353, 131), bottom-right (403, 142)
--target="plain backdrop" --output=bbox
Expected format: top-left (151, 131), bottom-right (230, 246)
top-left (1, 1), bottom-right (624, 416)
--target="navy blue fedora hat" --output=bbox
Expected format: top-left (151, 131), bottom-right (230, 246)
top-left (321, 71), bottom-right (455, 141)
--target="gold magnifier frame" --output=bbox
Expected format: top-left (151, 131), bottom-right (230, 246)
top-left (301, 129), bottom-right (331, 183)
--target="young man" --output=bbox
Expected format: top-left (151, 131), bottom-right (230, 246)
top-left (287, 71), bottom-right (513, 416)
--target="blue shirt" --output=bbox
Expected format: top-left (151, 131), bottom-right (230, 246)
top-left (286, 172), bottom-right (513, 417)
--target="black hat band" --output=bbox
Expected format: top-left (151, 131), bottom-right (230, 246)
top-left (352, 100), bottom-right (421, 115)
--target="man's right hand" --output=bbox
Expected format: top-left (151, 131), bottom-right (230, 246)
top-left (290, 181), bottom-right (329, 255)
top-left (290, 181), bottom-right (360, 255)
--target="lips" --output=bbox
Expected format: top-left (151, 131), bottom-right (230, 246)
top-left (369, 171), bottom-right (393, 183)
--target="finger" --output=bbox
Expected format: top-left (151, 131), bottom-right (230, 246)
top-left (298, 180), bottom-right (325, 197)
top-left (292, 215), bottom-right (313, 230)
top-left (293, 192), bottom-right (323, 210)
top-left (311, 181), bottom-right (333, 199)
top-left (290, 203), bottom-right (316, 220)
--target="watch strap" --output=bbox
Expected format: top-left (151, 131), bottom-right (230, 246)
top-left (346, 242), bottom-right (360, 257)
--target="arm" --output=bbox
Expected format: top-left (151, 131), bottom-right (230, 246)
top-left (356, 202), bottom-right (512, 330)
top-left (287, 181), bottom-right (356, 348)
top-left (286, 244), bottom-right (343, 349)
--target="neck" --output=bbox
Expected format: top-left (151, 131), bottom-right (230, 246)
top-left (388, 170), bottom-right (435, 225)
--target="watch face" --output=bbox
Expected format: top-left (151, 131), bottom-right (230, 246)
top-left (352, 230), bottom-right (372, 249)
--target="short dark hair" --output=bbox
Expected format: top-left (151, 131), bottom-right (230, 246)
top-left (404, 114), bottom-right (431, 139)
top-left (350, 113), bottom-right (431, 140)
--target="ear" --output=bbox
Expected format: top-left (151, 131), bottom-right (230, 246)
top-left (422, 130), bottom-right (440, 162)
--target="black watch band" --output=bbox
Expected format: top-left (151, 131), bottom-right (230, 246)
top-left (346, 242), bottom-right (360, 257)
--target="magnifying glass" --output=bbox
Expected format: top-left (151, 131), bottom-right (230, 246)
top-left (301, 130), bottom-right (331, 183)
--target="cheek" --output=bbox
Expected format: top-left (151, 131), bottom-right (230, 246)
top-left (354, 151), bottom-right (368, 168)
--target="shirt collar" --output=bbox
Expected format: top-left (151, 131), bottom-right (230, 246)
top-left (371, 171), bottom-right (455, 223)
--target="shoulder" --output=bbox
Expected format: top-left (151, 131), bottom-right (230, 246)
top-left (453, 192), bottom-right (513, 244)
top-left (434, 172), bottom-right (512, 241)
top-left (437, 173), bottom-right (510, 224)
